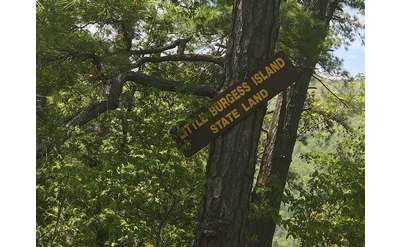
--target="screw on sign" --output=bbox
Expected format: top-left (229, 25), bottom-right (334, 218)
top-left (172, 51), bottom-right (300, 157)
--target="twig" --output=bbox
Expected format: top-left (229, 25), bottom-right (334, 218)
top-left (312, 73), bottom-right (350, 108)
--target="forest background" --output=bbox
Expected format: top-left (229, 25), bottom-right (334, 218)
top-left (1, 1), bottom-right (399, 247)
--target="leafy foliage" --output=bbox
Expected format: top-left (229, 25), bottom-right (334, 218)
top-left (283, 129), bottom-right (364, 247)
top-left (36, 0), bottom-right (364, 246)
top-left (36, 1), bottom-right (228, 245)
top-left (271, 78), bottom-right (365, 247)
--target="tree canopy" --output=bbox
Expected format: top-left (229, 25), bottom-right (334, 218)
top-left (37, 0), bottom-right (364, 246)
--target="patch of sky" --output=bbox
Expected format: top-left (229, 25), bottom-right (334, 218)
top-left (333, 7), bottom-right (365, 76)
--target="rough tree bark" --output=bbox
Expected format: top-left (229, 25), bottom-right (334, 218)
top-left (246, 1), bottom-right (340, 246)
top-left (193, 1), bottom-right (281, 246)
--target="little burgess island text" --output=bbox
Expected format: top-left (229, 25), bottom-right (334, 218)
top-left (173, 52), bottom-right (299, 157)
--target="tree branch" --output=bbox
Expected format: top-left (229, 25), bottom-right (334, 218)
top-left (304, 108), bottom-right (351, 131)
top-left (67, 72), bottom-right (217, 127)
top-left (312, 73), bottom-right (350, 108)
top-left (132, 54), bottom-right (224, 68)
top-left (68, 75), bottom-right (125, 126)
top-left (129, 38), bottom-right (191, 55)
top-left (123, 71), bottom-right (217, 98)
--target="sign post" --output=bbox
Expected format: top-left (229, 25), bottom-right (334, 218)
top-left (172, 51), bottom-right (299, 157)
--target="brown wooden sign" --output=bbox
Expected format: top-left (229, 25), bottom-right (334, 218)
top-left (172, 51), bottom-right (299, 157)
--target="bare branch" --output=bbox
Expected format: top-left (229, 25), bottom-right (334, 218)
top-left (312, 73), bottom-right (350, 108)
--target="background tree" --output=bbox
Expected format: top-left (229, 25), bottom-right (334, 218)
top-left (36, 0), bottom-right (364, 246)
top-left (273, 75), bottom-right (365, 247)
top-left (246, 0), bottom-right (364, 245)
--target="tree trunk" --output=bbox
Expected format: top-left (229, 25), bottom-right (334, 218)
top-left (193, 1), bottom-right (281, 246)
top-left (246, 69), bottom-right (314, 247)
top-left (246, 1), bottom-right (339, 246)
